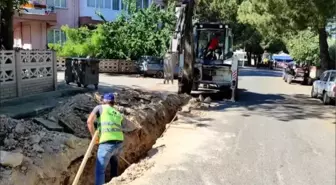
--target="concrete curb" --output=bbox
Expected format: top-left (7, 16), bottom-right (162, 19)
top-left (0, 88), bottom-right (91, 107)
top-left (0, 87), bottom-right (92, 119)
top-left (7, 105), bottom-right (56, 119)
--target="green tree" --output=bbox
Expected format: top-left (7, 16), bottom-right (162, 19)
top-left (195, 0), bottom-right (287, 65)
top-left (93, 3), bottom-right (176, 60)
top-left (238, 0), bottom-right (336, 70)
top-left (285, 29), bottom-right (320, 65)
top-left (329, 43), bottom-right (336, 63)
top-left (196, 0), bottom-right (240, 23)
top-left (50, 2), bottom-right (176, 60)
top-left (49, 26), bottom-right (96, 57)
top-left (233, 24), bottom-right (263, 64)
top-left (0, 0), bottom-right (27, 49)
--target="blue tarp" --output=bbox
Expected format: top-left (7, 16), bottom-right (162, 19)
top-left (272, 53), bottom-right (293, 61)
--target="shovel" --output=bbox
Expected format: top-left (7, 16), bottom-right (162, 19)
top-left (72, 130), bottom-right (99, 185)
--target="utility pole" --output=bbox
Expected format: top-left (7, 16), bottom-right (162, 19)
top-left (178, 0), bottom-right (195, 94)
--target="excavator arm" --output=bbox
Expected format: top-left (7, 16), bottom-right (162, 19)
top-left (166, 0), bottom-right (195, 94)
top-left (179, 0), bottom-right (195, 94)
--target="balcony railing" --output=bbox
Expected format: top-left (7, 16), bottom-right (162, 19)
top-left (21, 1), bottom-right (55, 15)
top-left (14, 1), bottom-right (57, 23)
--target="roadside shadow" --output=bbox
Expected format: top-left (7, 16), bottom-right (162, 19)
top-left (175, 111), bottom-right (214, 128)
top-left (58, 80), bottom-right (174, 97)
top-left (147, 144), bottom-right (166, 159)
top-left (239, 67), bottom-right (282, 77)
top-left (209, 89), bottom-right (335, 122)
top-left (98, 83), bottom-right (175, 98)
top-left (103, 73), bottom-right (142, 78)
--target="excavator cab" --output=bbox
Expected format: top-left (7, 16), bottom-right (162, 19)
top-left (191, 22), bottom-right (238, 101)
top-left (194, 23), bottom-right (233, 63)
top-left (167, 2), bottom-right (238, 100)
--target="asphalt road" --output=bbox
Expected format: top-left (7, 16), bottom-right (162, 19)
top-left (123, 67), bottom-right (335, 185)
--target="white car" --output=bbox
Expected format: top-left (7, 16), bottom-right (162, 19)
top-left (311, 70), bottom-right (336, 105)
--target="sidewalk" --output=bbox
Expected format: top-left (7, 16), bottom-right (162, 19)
top-left (0, 86), bottom-right (89, 119)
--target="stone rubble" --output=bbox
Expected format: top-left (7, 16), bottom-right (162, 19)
top-left (180, 95), bottom-right (213, 113)
top-left (0, 150), bottom-right (24, 167)
top-left (0, 115), bottom-right (90, 185)
top-left (203, 96), bottom-right (212, 103)
top-left (46, 89), bottom-right (167, 138)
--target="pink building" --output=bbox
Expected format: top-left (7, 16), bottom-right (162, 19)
top-left (13, 0), bottom-right (159, 50)
top-left (13, 0), bottom-right (79, 49)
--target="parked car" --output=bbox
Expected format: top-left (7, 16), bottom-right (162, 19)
top-left (283, 62), bottom-right (310, 85)
top-left (136, 55), bottom-right (179, 78)
top-left (135, 56), bottom-right (163, 77)
top-left (311, 70), bottom-right (336, 105)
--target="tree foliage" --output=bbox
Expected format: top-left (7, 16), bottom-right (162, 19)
top-left (196, 0), bottom-right (240, 23)
top-left (50, 2), bottom-right (176, 60)
top-left (195, 0), bottom-right (286, 65)
top-left (285, 29), bottom-right (320, 64)
top-left (238, 0), bottom-right (336, 69)
top-left (49, 26), bottom-right (95, 57)
top-left (0, 0), bottom-right (27, 9)
top-left (328, 39), bottom-right (336, 63)
top-left (238, 0), bottom-right (335, 37)
top-left (0, 0), bottom-right (28, 49)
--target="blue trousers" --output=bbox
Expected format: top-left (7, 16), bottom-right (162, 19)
top-left (95, 142), bottom-right (122, 185)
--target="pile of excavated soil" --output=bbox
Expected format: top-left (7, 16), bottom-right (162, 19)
top-left (47, 89), bottom-right (171, 138)
top-left (52, 89), bottom-right (190, 184)
top-left (1, 88), bottom-right (189, 185)
top-left (0, 115), bottom-right (90, 185)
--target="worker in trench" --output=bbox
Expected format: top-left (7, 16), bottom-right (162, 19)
top-left (87, 93), bottom-right (135, 185)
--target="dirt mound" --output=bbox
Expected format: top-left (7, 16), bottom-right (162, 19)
top-left (0, 89), bottom-right (190, 185)
top-left (47, 89), bottom-right (172, 138)
top-left (58, 90), bottom-right (190, 184)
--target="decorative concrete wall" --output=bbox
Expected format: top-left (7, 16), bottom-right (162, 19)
top-left (117, 60), bottom-right (137, 73)
top-left (57, 58), bottom-right (137, 73)
top-left (99, 59), bottom-right (119, 73)
top-left (0, 51), bottom-right (17, 99)
top-left (57, 57), bottom-right (66, 71)
top-left (0, 50), bottom-right (57, 100)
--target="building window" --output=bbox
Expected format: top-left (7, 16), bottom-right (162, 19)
top-left (112, 0), bottom-right (120, 10)
top-left (46, 0), bottom-right (66, 8)
top-left (143, 0), bottom-right (149, 8)
top-left (96, 0), bottom-right (104, 8)
top-left (87, 0), bottom-right (120, 10)
top-left (136, 0), bottom-right (150, 9)
top-left (104, 0), bottom-right (111, 9)
top-left (47, 29), bottom-right (66, 44)
top-left (121, 0), bottom-right (126, 10)
top-left (86, 0), bottom-right (151, 10)
top-left (87, 0), bottom-right (95, 7)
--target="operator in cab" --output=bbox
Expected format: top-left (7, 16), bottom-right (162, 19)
top-left (205, 32), bottom-right (221, 60)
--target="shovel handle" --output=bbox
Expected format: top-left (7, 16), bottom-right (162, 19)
top-left (72, 131), bottom-right (99, 185)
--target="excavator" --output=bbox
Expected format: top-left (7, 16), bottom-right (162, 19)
top-left (164, 0), bottom-right (239, 101)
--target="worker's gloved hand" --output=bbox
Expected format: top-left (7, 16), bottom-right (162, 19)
top-left (95, 137), bottom-right (99, 145)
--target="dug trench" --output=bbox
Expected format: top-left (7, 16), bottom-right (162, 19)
top-left (0, 88), bottom-right (190, 185)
